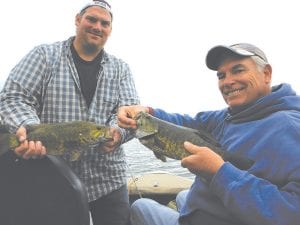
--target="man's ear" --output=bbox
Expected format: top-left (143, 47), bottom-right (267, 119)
top-left (75, 14), bottom-right (81, 27)
top-left (264, 64), bottom-right (272, 84)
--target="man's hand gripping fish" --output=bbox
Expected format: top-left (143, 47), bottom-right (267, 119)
top-left (134, 112), bottom-right (254, 170)
top-left (0, 121), bottom-right (112, 161)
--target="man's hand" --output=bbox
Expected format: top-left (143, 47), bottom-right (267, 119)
top-left (181, 141), bottom-right (224, 179)
top-left (101, 127), bottom-right (122, 153)
top-left (15, 126), bottom-right (46, 159)
top-left (117, 105), bottom-right (149, 129)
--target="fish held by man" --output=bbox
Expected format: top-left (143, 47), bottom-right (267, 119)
top-left (134, 112), bottom-right (254, 170)
top-left (0, 121), bottom-right (112, 161)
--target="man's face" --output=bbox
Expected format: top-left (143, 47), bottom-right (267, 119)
top-left (75, 6), bottom-right (112, 53)
top-left (216, 57), bottom-right (272, 111)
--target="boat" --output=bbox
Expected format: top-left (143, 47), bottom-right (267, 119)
top-left (127, 171), bottom-right (193, 205)
top-left (0, 149), bottom-right (192, 225)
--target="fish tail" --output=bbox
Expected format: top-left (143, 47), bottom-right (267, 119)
top-left (0, 133), bottom-right (16, 157)
top-left (0, 124), bottom-right (20, 153)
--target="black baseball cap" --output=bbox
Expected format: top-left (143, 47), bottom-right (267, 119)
top-left (206, 43), bottom-right (268, 71)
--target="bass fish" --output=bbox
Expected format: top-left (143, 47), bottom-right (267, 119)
top-left (0, 121), bottom-right (112, 161)
top-left (134, 112), bottom-right (254, 170)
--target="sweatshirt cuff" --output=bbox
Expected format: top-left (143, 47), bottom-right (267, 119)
top-left (209, 162), bottom-right (247, 198)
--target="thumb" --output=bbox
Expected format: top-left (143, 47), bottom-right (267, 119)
top-left (181, 142), bottom-right (199, 168)
top-left (16, 126), bottom-right (27, 142)
top-left (183, 141), bottom-right (200, 154)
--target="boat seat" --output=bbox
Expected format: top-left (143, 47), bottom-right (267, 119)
top-left (0, 151), bottom-right (90, 225)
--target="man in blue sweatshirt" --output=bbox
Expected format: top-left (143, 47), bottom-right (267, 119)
top-left (117, 43), bottom-right (300, 225)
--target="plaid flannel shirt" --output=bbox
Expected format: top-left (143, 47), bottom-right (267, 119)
top-left (0, 37), bottom-right (140, 201)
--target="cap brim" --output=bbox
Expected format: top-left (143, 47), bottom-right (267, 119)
top-left (205, 45), bottom-right (253, 71)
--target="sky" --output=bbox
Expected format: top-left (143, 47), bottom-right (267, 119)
top-left (0, 0), bottom-right (299, 116)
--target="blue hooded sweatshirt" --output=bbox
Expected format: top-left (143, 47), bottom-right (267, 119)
top-left (153, 83), bottom-right (300, 225)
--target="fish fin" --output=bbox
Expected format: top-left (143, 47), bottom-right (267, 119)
top-left (145, 141), bottom-right (168, 162)
top-left (138, 135), bottom-right (168, 162)
top-left (69, 150), bottom-right (82, 161)
top-left (153, 151), bottom-right (167, 162)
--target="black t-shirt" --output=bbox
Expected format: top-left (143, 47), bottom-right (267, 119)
top-left (71, 44), bottom-right (103, 108)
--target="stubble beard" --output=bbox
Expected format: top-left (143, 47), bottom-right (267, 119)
top-left (82, 42), bottom-right (100, 55)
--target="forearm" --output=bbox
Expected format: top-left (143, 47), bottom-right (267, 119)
top-left (153, 108), bottom-right (199, 129)
top-left (0, 47), bottom-right (46, 132)
top-left (211, 163), bottom-right (300, 225)
top-left (117, 65), bottom-right (140, 143)
top-left (0, 83), bottom-right (40, 132)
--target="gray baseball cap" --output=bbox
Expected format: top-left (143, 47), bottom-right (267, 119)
top-left (206, 43), bottom-right (268, 71)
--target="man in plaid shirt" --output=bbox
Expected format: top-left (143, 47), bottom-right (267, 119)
top-left (0, 1), bottom-right (140, 225)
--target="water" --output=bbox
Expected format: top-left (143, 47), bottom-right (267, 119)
top-left (90, 138), bottom-right (195, 224)
top-left (123, 138), bottom-right (195, 180)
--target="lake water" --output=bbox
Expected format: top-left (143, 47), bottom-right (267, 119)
top-left (123, 138), bottom-right (195, 180)
top-left (90, 138), bottom-right (195, 224)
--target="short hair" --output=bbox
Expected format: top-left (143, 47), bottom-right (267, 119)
top-left (251, 55), bottom-right (268, 72)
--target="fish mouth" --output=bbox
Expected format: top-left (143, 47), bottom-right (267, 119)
top-left (134, 112), bottom-right (143, 125)
top-left (89, 136), bottom-right (113, 148)
top-left (88, 140), bottom-right (101, 148)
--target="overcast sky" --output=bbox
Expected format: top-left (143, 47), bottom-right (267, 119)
top-left (1, 0), bottom-right (299, 115)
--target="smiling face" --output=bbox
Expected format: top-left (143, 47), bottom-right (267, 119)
top-left (74, 6), bottom-right (112, 59)
top-left (216, 57), bottom-right (272, 111)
